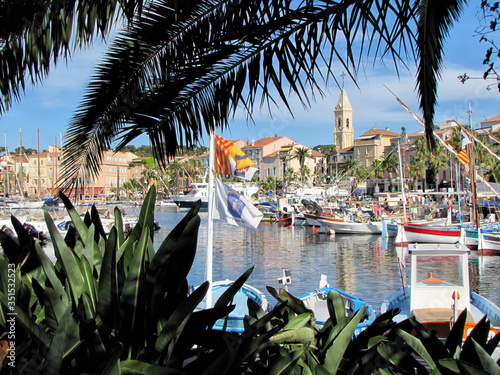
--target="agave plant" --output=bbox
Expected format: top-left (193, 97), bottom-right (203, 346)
top-left (2, 187), bottom-right (500, 374)
top-left (0, 187), bottom-right (291, 374)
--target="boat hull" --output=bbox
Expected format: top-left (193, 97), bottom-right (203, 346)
top-left (400, 224), bottom-right (461, 244)
top-left (320, 219), bottom-right (383, 234)
top-left (195, 280), bottom-right (268, 333)
top-left (479, 233), bottom-right (500, 256)
top-left (299, 286), bottom-right (375, 335)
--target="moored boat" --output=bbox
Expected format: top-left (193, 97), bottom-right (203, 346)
top-left (380, 243), bottom-right (500, 354)
top-left (319, 218), bottom-right (383, 234)
top-left (478, 232), bottom-right (500, 256)
top-left (397, 224), bottom-right (462, 245)
top-left (171, 182), bottom-right (209, 209)
top-left (299, 274), bottom-right (376, 335)
top-left (194, 279), bottom-right (269, 333)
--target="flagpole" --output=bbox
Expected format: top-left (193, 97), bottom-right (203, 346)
top-left (206, 130), bottom-right (216, 309)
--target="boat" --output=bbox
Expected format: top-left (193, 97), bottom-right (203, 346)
top-left (303, 212), bottom-right (344, 227)
top-left (396, 223), bottom-right (462, 245)
top-left (478, 231), bottom-right (500, 256)
top-left (318, 218), bottom-right (383, 234)
top-left (298, 274), bottom-right (376, 335)
top-left (460, 223), bottom-right (500, 250)
top-left (380, 243), bottom-right (500, 349)
top-left (171, 182), bottom-right (209, 209)
top-left (194, 279), bottom-right (269, 333)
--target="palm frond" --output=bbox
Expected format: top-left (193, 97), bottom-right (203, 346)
top-left (415, 0), bottom-right (465, 148)
top-left (60, 0), bottom-right (419, 190)
top-left (0, 0), bottom-right (142, 115)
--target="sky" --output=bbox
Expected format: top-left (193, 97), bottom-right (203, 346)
top-left (1, 4), bottom-right (498, 154)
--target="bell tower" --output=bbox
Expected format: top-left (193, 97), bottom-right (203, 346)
top-left (333, 85), bottom-right (354, 150)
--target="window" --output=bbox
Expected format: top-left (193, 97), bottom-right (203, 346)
top-left (346, 118), bottom-right (350, 128)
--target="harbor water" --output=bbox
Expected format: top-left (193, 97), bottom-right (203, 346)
top-left (153, 208), bottom-right (500, 312)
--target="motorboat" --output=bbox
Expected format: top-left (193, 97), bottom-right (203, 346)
top-left (380, 243), bottom-right (500, 350)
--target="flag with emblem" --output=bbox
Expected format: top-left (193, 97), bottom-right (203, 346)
top-left (457, 149), bottom-right (470, 165)
top-left (461, 130), bottom-right (472, 148)
top-left (215, 135), bottom-right (258, 180)
top-left (214, 178), bottom-right (263, 229)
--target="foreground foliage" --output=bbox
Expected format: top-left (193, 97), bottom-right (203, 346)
top-left (0, 189), bottom-right (499, 374)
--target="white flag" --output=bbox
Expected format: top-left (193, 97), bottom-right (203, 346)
top-left (214, 178), bottom-right (263, 229)
top-left (461, 130), bottom-right (472, 148)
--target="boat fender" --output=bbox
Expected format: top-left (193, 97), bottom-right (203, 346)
top-left (452, 291), bottom-right (460, 300)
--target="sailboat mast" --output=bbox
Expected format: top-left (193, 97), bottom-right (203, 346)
top-left (19, 127), bottom-right (23, 197)
top-left (37, 129), bottom-right (41, 199)
top-left (467, 106), bottom-right (479, 228)
top-left (397, 140), bottom-right (407, 221)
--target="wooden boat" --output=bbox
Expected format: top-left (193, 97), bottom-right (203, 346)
top-left (194, 280), bottom-right (269, 333)
top-left (299, 275), bottom-right (376, 335)
top-left (303, 212), bottom-right (344, 227)
top-left (380, 243), bottom-right (500, 348)
top-left (397, 224), bottom-right (462, 245)
top-left (478, 232), bottom-right (500, 256)
top-left (318, 218), bottom-right (383, 234)
top-left (461, 224), bottom-right (500, 250)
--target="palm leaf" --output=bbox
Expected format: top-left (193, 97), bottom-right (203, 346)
top-left (415, 0), bottom-right (465, 148)
top-left (60, 0), bottom-right (419, 186)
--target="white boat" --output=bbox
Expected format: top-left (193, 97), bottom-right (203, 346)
top-left (319, 218), bottom-right (383, 234)
top-left (478, 231), bottom-right (500, 256)
top-left (171, 182), bottom-right (209, 209)
top-left (194, 279), bottom-right (269, 333)
top-left (298, 274), bottom-right (376, 336)
top-left (396, 224), bottom-right (462, 244)
top-left (380, 243), bottom-right (500, 356)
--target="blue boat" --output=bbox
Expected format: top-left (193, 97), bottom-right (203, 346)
top-left (194, 280), bottom-right (269, 333)
top-left (298, 274), bottom-right (376, 336)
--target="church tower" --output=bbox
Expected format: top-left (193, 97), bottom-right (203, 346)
top-left (333, 87), bottom-right (354, 150)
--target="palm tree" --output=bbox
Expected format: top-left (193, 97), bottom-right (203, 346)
top-left (1, 1), bottom-right (468, 187)
top-left (408, 155), bottom-right (425, 191)
top-left (0, 0), bottom-right (142, 116)
top-left (278, 155), bottom-right (290, 182)
top-left (285, 167), bottom-right (296, 187)
top-left (299, 165), bottom-right (311, 184)
top-left (370, 158), bottom-right (384, 193)
top-left (45, 0), bottom-right (465, 188)
top-left (382, 153), bottom-right (399, 192)
top-left (293, 147), bottom-right (311, 169)
top-left (167, 160), bottom-right (183, 195)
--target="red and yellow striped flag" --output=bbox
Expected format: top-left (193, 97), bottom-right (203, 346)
top-left (457, 149), bottom-right (469, 165)
top-left (215, 135), bottom-right (257, 179)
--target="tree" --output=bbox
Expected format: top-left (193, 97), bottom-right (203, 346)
top-left (0, 0), bottom-right (142, 115)
top-left (51, 0), bottom-right (465, 189)
top-left (0, 1), bottom-right (468, 188)
top-left (458, 1), bottom-right (500, 92)
top-left (370, 158), bottom-right (384, 193)
top-left (382, 153), bottom-right (399, 192)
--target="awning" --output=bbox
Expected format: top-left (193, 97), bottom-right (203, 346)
top-left (354, 189), bottom-right (366, 194)
top-left (280, 146), bottom-right (292, 151)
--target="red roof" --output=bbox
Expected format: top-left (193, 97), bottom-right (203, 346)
top-left (242, 136), bottom-right (286, 148)
top-left (482, 114), bottom-right (500, 123)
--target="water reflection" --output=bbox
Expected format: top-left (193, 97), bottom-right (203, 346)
top-left (154, 210), bottom-right (499, 310)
